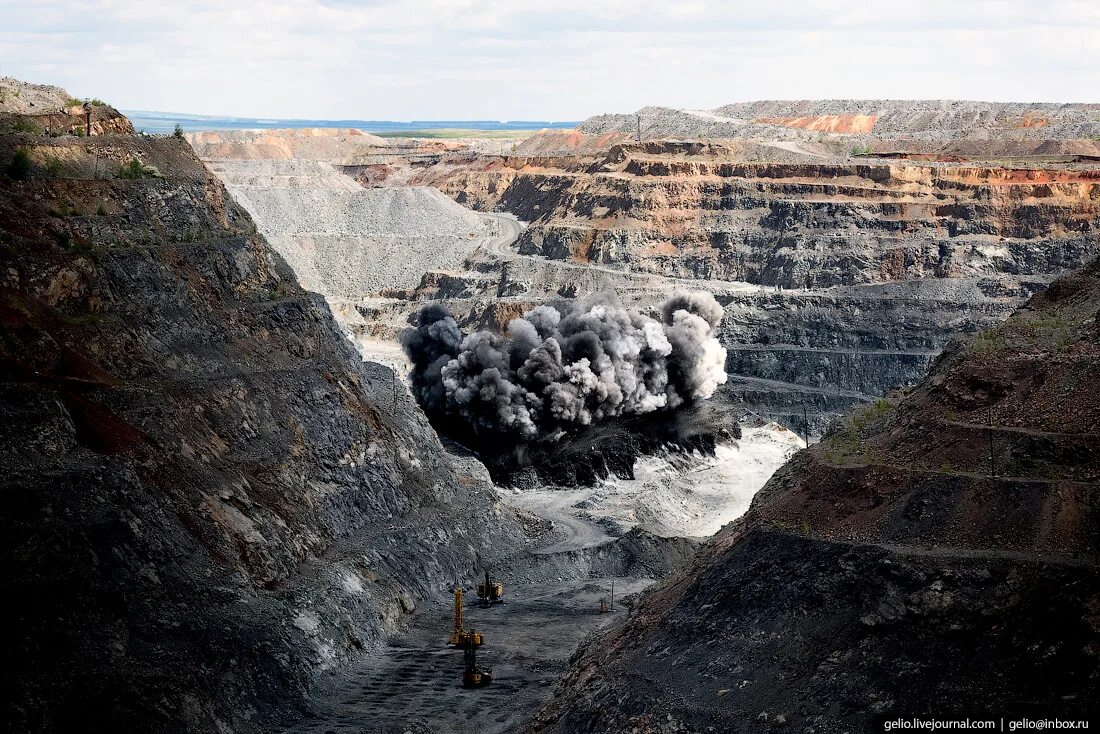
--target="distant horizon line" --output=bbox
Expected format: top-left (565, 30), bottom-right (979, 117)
top-left (123, 109), bottom-right (582, 125)
top-left (121, 109), bottom-right (583, 135)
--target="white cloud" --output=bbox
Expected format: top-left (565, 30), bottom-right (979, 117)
top-left (0, 0), bottom-right (1097, 119)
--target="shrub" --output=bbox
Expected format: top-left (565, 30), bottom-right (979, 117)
top-left (11, 118), bottom-right (37, 133)
top-left (117, 158), bottom-right (156, 180)
top-left (96, 202), bottom-right (108, 216)
top-left (970, 328), bottom-right (1007, 354)
top-left (44, 157), bottom-right (63, 178)
top-left (850, 143), bottom-right (873, 156)
top-left (849, 398), bottom-right (894, 432)
top-left (6, 148), bottom-right (32, 180)
top-left (173, 123), bottom-right (185, 140)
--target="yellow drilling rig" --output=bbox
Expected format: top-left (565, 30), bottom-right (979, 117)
top-left (448, 585), bottom-right (492, 687)
top-left (462, 643), bottom-right (493, 688)
top-left (447, 586), bottom-right (484, 648)
top-left (476, 570), bottom-right (504, 606)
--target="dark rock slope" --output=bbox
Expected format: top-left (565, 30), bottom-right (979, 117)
top-left (0, 112), bottom-right (521, 730)
top-left (529, 258), bottom-right (1100, 732)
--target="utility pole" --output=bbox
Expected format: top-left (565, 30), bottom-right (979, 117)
top-left (392, 367), bottom-right (398, 408)
top-left (802, 406), bottom-right (810, 445)
top-left (610, 580), bottom-right (615, 612)
top-left (83, 99), bottom-right (92, 137)
top-left (635, 114), bottom-right (641, 143)
top-left (987, 405), bottom-right (997, 484)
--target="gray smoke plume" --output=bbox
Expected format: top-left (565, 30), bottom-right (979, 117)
top-left (399, 293), bottom-right (728, 441)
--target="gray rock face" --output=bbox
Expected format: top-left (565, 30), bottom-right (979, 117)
top-left (529, 530), bottom-right (1100, 734)
top-left (528, 257), bottom-right (1100, 733)
top-left (401, 146), bottom-right (1100, 435)
top-left (0, 125), bottom-right (522, 732)
top-left (579, 100), bottom-right (1100, 141)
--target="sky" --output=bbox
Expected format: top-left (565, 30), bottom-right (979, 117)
top-left (1, 0), bottom-right (1098, 121)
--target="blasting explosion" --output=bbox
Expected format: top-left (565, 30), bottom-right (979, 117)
top-left (399, 292), bottom-right (728, 446)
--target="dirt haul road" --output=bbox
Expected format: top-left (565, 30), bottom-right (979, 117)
top-left (508, 488), bottom-right (614, 556)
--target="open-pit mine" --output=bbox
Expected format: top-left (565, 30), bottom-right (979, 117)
top-left (3, 77), bottom-right (1097, 734)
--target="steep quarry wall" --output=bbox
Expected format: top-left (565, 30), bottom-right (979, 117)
top-left (500, 157), bottom-right (1100, 287)
top-left (0, 117), bottom-right (523, 732)
top-left (403, 144), bottom-right (1099, 434)
top-left (529, 258), bottom-right (1100, 733)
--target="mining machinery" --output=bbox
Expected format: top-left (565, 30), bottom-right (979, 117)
top-left (447, 586), bottom-right (484, 648)
top-left (462, 643), bottom-right (493, 688)
top-left (476, 570), bottom-right (504, 606)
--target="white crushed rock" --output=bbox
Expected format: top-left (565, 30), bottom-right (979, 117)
top-left (505, 422), bottom-right (805, 544)
top-left (211, 159), bottom-right (491, 296)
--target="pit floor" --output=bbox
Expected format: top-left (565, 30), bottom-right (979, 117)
top-left (282, 579), bottom-right (652, 734)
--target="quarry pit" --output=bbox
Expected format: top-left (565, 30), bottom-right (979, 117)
top-left (178, 118), bottom-right (1100, 732)
top-left (3, 78), bottom-right (1097, 733)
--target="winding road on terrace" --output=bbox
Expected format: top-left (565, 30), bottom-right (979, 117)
top-left (478, 210), bottom-right (525, 259)
top-left (506, 487), bottom-right (614, 555)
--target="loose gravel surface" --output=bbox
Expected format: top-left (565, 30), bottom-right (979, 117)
top-left (0, 75), bottom-right (71, 114)
top-left (209, 159), bottom-right (493, 295)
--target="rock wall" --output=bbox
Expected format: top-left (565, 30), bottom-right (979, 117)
top-left (0, 113), bottom-right (522, 732)
top-left (505, 157), bottom-right (1100, 287)
top-left (407, 144), bottom-right (1099, 434)
top-left (528, 257), bottom-right (1100, 733)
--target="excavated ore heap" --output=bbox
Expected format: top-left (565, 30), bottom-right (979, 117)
top-left (528, 257), bottom-right (1100, 732)
top-left (0, 97), bottom-right (521, 732)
